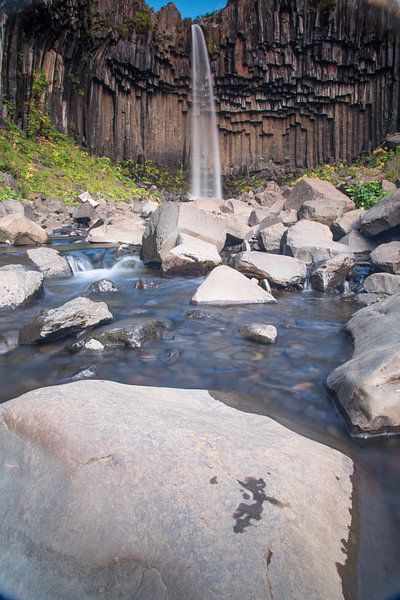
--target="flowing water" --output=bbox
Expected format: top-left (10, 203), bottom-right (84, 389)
top-left (0, 240), bottom-right (399, 599)
top-left (190, 24), bottom-right (222, 199)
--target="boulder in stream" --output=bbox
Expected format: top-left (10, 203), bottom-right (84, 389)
top-left (0, 265), bottom-right (43, 310)
top-left (0, 214), bottom-right (49, 245)
top-left (27, 248), bottom-right (72, 279)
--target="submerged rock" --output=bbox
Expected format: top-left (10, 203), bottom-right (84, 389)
top-left (89, 279), bottom-right (119, 294)
top-left (68, 320), bottom-right (167, 352)
top-left (231, 251), bottom-right (307, 288)
top-left (27, 248), bottom-right (72, 279)
top-left (0, 214), bottom-right (49, 245)
top-left (134, 278), bottom-right (163, 289)
top-left (0, 265), bottom-right (43, 310)
top-left (0, 381), bottom-right (354, 600)
top-left (240, 323), bottom-right (278, 344)
top-left (19, 297), bottom-right (113, 345)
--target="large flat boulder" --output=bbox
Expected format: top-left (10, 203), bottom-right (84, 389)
top-left (141, 203), bottom-right (226, 265)
top-left (19, 297), bottom-right (113, 344)
top-left (0, 214), bottom-right (49, 245)
top-left (285, 178), bottom-right (354, 213)
top-left (282, 220), bottom-right (352, 265)
top-left (363, 273), bottom-right (400, 295)
top-left (192, 265), bottom-right (276, 304)
top-left (231, 251), bottom-right (307, 289)
top-left (370, 241), bottom-right (400, 274)
top-left (87, 218), bottom-right (146, 245)
top-left (327, 293), bottom-right (400, 433)
top-left (360, 191), bottom-right (400, 236)
top-left (0, 381), bottom-right (354, 600)
top-left (0, 265), bottom-right (43, 310)
top-left (27, 248), bottom-right (72, 279)
top-left (298, 197), bottom-right (355, 226)
top-left (161, 234), bottom-right (222, 276)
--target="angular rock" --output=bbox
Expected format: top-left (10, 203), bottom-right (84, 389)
top-left (161, 234), bottom-right (222, 277)
top-left (249, 208), bottom-right (276, 227)
top-left (19, 297), bottom-right (113, 345)
top-left (87, 218), bottom-right (146, 245)
top-left (27, 248), bottom-right (72, 279)
top-left (192, 265), bottom-right (276, 305)
top-left (139, 199), bottom-right (159, 218)
top-left (89, 279), bottom-right (119, 294)
top-left (339, 230), bottom-right (377, 261)
top-left (282, 220), bottom-right (352, 265)
top-left (240, 323), bottom-right (278, 344)
top-left (0, 214), bottom-right (49, 245)
top-left (355, 293), bottom-right (384, 307)
top-left (360, 191), bottom-right (400, 236)
top-left (77, 191), bottom-right (99, 209)
top-left (0, 381), bottom-right (353, 600)
top-left (68, 320), bottom-right (167, 352)
top-left (279, 209), bottom-right (298, 227)
top-left (331, 209), bottom-right (364, 240)
top-left (0, 199), bottom-right (24, 218)
top-left (231, 251), bottom-right (307, 289)
top-left (254, 186), bottom-right (285, 213)
top-left (259, 222), bottom-right (287, 254)
top-left (142, 203), bottom-right (226, 265)
top-left (224, 214), bottom-right (252, 243)
top-left (327, 293), bottom-right (400, 433)
top-left (370, 242), bottom-right (400, 274)
top-left (73, 203), bottom-right (98, 225)
top-left (311, 255), bottom-right (355, 292)
top-left (363, 273), bottom-right (400, 295)
top-left (299, 197), bottom-right (355, 227)
top-left (220, 198), bottom-right (253, 217)
top-left (0, 265), bottom-right (43, 310)
top-left (285, 178), bottom-right (354, 212)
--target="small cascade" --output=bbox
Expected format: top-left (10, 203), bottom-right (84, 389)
top-left (302, 272), bottom-right (313, 292)
top-left (66, 254), bottom-right (94, 274)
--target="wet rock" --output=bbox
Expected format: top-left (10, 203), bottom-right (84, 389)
top-left (68, 320), bottom-right (167, 352)
top-left (26, 248), bottom-right (72, 279)
top-left (285, 178), bottom-right (354, 213)
top-left (331, 209), bottom-right (365, 240)
top-left (89, 279), bottom-right (119, 293)
top-left (360, 191), bottom-right (400, 236)
top-left (355, 293), bottom-right (384, 306)
top-left (259, 222), bottom-right (287, 253)
top-left (192, 265), bottom-right (276, 305)
top-left (311, 255), bottom-right (355, 292)
top-left (19, 297), bottom-right (113, 345)
top-left (185, 309), bottom-right (214, 320)
top-left (161, 234), bottom-right (222, 277)
top-left (339, 230), bottom-right (377, 261)
top-left (87, 218), bottom-right (146, 245)
top-left (231, 251), bottom-right (307, 289)
top-left (0, 265), bottom-right (43, 310)
top-left (327, 293), bottom-right (400, 433)
top-left (0, 331), bottom-right (19, 354)
top-left (363, 273), bottom-right (400, 295)
top-left (240, 323), bottom-right (278, 344)
top-left (0, 214), bottom-right (49, 245)
top-left (142, 203), bottom-right (226, 265)
top-left (134, 278), bottom-right (162, 289)
top-left (370, 241), bottom-right (400, 274)
top-left (282, 220), bottom-right (352, 265)
top-left (0, 381), bottom-right (354, 600)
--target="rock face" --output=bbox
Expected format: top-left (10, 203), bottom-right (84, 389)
top-left (0, 214), bottom-right (49, 245)
top-left (1, 0), bottom-right (399, 175)
top-left (360, 191), bottom-right (400, 236)
top-left (192, 265), bottom-right (276, 305)
top-left (19, 297), bottom-right (113, 344)
top-left (231, 251), bottom-right (307, 289)
top-left (327, 293), bottom-right (400, 433)
top-left (370, 241), bottom-right (400, 274)
top-left (282, 220), bottom-right (352, 265)
top-left (0, 380), bottom-right (354, 600)
top-left (27, 248), bottom-right (72, 278)
top-left (0, 265), bottom-right (43, 309)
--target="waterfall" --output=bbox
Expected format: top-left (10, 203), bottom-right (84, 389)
top-left (66, 254), bottom-right (94, 274)
top-left (190, 24), bottom-right (222, 200)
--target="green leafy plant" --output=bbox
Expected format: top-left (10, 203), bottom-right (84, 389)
top-left (345, 182), bottom-right (389, 210)
top-left (231, 175), bottom-right (268, 193)
top-left (0, 186), bottom-right (19, 201)
top-left (122, 159), bottom-right (188, 194)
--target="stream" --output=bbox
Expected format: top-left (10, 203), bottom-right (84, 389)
top-left (0, 237), bottom-right (399, 600)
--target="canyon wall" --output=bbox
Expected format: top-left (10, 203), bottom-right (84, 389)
top-left (0, 0), bottom-right (399, 176)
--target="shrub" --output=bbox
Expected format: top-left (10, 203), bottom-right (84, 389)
top-left (344, 182), bottom-right (389, 210)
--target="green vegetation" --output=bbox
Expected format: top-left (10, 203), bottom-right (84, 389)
top-left (105, 10), bottom-right (152, 38)
top-left (27, 68), bottom-right (52, 139)
top-left (0, 120), bottom-right (152, 204)
top-left (121, 159), bottom-right (188, 195)
top-left (230, 175), bottom-right (269, 193)
top-left (344, 182), bottom-right (389, 210)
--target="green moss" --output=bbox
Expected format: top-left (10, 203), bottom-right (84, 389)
top-left (121, 159), bottom-right (188, 195)
top-left (230, 175), bottom-right (268, 193)
top-left (27, 68), bottom-right (52, 139)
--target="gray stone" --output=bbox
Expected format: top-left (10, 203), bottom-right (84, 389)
top-left (134, 279), bottom-right (162, 290)
top-left (224, 214), bottom-right (252, 243)
top-left (282, 220), bottom-right (352, 265)
top-left (87, 218), bottom-right (146, 245)
top-left (285, 178), bottom-right (354, 212)
top-left (259, 222), bottom-right (287, 254)
top-left (73, 203), bottom-right (98, 225)
top-left (360, 191), bottom-right (400, 236)
top-left (370, 242), bottom-right (400, 274)
top-left (298, 197), bottom-right (355, 227)
top-left (68, 320), bottom-right (167, 352)
top-left (327, 293), bottom-right (400, 433)
top-left (161, 234), bottom-right (222, 277)
top-left (240, 323), bottom-right (278, 344)
top-left (27, 248), bottom-right (72, 279)
top-left (364, 273), bottom-right (400, 295)
top-left (0, 330), bottom-right (18, 354)
top-left (192, 265), bottom-right (276, 305)
top-left (0, 380), bottom-right (354, 600)
top-left (0, 214), bottom-right (49, 245)
top-left (381, 180), bottom-right (397, 193)
top-left (142, 203), bottom-right (226, 265)
top-left (331, 209), bottom-right (364, 240)
top-left (311, 255), bottom-right (355, 292)
top-left (19, 297), bottom-right (113, 345)
top-left (89, 279), bottom-right (119, 294)
top-left (231, 251), bottom-right (307, 289)
top-left (140, 199), bottom-right (159, 218)
top-left (220, 198), bottom-right (253, 217)
top-left (355, 293), bottom-right (384, 307)
top-left (248, 208), bottom-right (275, 227)
top-left (339, 230), bottom-right (377, 260)
top-left (0, 265), bottom-right (43, 310)
top-left (385, 133), bottom-right (400, 151)
top-left (279, 209), bottom-right (298, 227)
top-left (77, 191), bottom-right (99, 208)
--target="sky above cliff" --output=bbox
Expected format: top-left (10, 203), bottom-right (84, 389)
top-left (149, 0), bottom-right (227, 18)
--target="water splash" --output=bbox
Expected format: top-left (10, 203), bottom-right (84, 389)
top-left (190, 24), bottom-right (222, 200)
top-left (66, 254), bottom-right (94, 274)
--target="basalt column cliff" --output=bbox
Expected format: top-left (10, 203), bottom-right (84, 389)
top-left (0, 0), bottom-right (399, 175)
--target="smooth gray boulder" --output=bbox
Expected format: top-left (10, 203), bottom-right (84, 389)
top-left (161, 234), bottom-right (222, 276)
top-left (224, 213), bottom-right (252, 243)
top-left (192, 265), bottom-right (276, 304)
top-left (259, 222), bottom-right (287, 254)
top-left (282, 220), bottom-right (352, 265)
top-left (0, 265), bottom-right (43, 310)
top-left (339, 230), bottom-right (377, 261)
top-left (298, 197), bottom-right (355, 227)
top-left (0, 380), bottom-right (353, 600)
top-left (0, 214), bottom-right (49, 245)
top-left (311, 255), bottom-right (354, 292)
top-left (331, 209), bottom-right (365, 240)
top-left (27, 248), bottom-right (72, 279)
top-left (231, 251), bottom-right (307, 288)
top-left (68, 320), bottom-right (167, 352)
top-left (363, 273), bottom-right (400, 295)
top-left (360, 191), bottom-right (400, 236)
top-left (285, 178), bottom-right (354, 212)
top-left (370, 241), bottom-right (400, 274)
top-left (142, 203), bottom-right (226, 265)
top-left (19, 297), bottom-right (113, 344)
top-left (240, 323), bottom-right (278, 344)
top-left (327, 293), bottom-right (400, 433)
top-left (87, 218), bottom-right (146, 245)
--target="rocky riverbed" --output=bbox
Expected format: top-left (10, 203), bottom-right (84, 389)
top-left (0, 178), bottom-right (399, 599)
